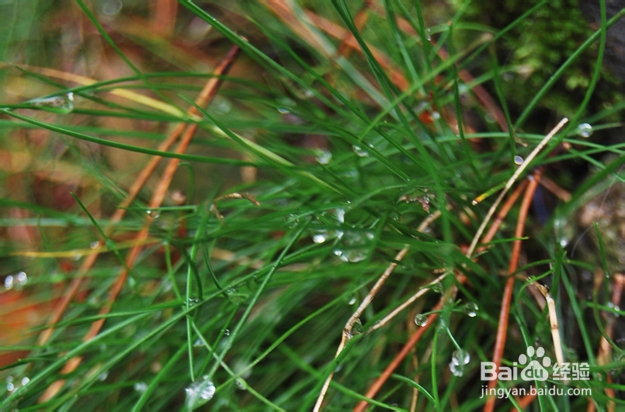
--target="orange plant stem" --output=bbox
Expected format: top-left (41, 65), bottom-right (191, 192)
top-left (37, 45), bottom-right (240, 403)
top-left (483, 171), bottom-right (541, 412)
top-left (354, 179), bottom-right (529, 410)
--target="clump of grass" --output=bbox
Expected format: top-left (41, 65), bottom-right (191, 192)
top-left (0, 0), bottom-right (623, 410)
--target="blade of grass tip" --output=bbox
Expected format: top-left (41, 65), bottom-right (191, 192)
top-left (75, 0), bottom-right (186, 118)
top-left (203, 224), bottom-right (307, 384)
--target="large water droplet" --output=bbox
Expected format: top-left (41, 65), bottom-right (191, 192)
top-left (333, 230), bottom-right (374, 263)
top-left (430, 281), bottom-right (444, 294)
top-left (514, 155), bottom-right (524, 165)
top-left (212, 97), bottom-right (232, 114)
top-left (134, 382), bottom-right (148, 393)
top-left (349, 319), bottom-right (364, 338)
top-left (102, 0), bottom-right (122, 15)
top-left (312, 231), bottom-right (329, 244)
top-left (185, 375), bottom-right (216, 410)
top-left (463, 302), bottom-right (479, 318)
top-left (285, 214), bottom-right (299, 229)
top-left (576, 123), bottom-right (593, 138)
top-left (310, 209), bottom-right (345, 244)
top-left (315, 149), bottom-right (332, 165)
top-left (352, 145), bottom-right (369, 157)
top-left (4, 271), bottom-right (27, 290)
top-left (29, 92), bottom-right (74, 113)
top-left (235, 378), bottom-right (246, 390)
top-left (414, 314), bottom-right (428, 327)
top-left (21, 377), bottom-right (29, 386)
top-left (449, 349), bottom-right (471, 377)
top-left (4, 275), bottom-right (14, 290)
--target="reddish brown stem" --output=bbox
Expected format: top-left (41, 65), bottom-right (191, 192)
top-left (483, 171), bottom-right (541, 412)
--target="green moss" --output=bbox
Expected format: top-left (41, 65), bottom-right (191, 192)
top-left (451, 0), bottom-right (622, 120)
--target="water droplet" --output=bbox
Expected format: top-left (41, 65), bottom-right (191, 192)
top-left (21, 377), bottom-right (29, 386)
top-left (134, 382), bottom-right (148, 393)
top-left (101, 0), bottom-right (122, 16)
top-left (449, 349), bottom-right (471, 377)
top-left (350, 319), bottom-right (364, 337)
top-left (414, 314), bottom-right (428, 327)
top-left (514, 155), bottom-right (524, 165)
top-left (463, 302), bottom-right (479, 318)
top-left (312, 232), bottom-right (328, 243)
top-left (235, 378), bottom-right (246, 390)
top-left (352, 145), bottom-right (369, 157)
top-left (285, 214), bottom-right (299, 228)
top-left (4, 271), bottom-right (27, 290)
top-left (431, 281), bottom-right (444, 294)
top-left (187, 298), bottom-right (199, 306)
top-left (347, 295), bottom-right (357, 305)
top-left (146, 209), bottom-right (160, 219)
top-left (315, 149), bottom-right (332, 165)
top-left (185, 375), bottom-right (216, 410)
top-left (607, 302), bottom-right (621, 318)
top-left (576, 123), bottom-right (593, 138)
top-left (6, 382), bottom-right (14, 392)
top-left (4, 275), bottom-right (14, 290)
top-left (193, 339), bottom-right (203, 347)
top-left (334, 230), bottom-right (374, 263)
top-left (98, 371), bottom-right (108, 381)
top-left (224, 329), bottom-right (230, 336)
top-left (16, 271), bottom-right (29, 286)
top-left (431, 111), bottom-right (441, 120)
top-left (90, 241), bottom-right (100, 249)
top-left (212, 97), bottom-right (232, 114)
top-left (335, 208), bottom-right (345, 224)
top-left (277, 107), bottom-right (290, 114)
top-left (426, 27), bottom-right (432, 41)
top-left (29, 92), bottom-right (74, 112)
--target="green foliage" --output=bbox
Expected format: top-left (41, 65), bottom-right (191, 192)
top-left (0, 0), bottom-right (623, 410)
